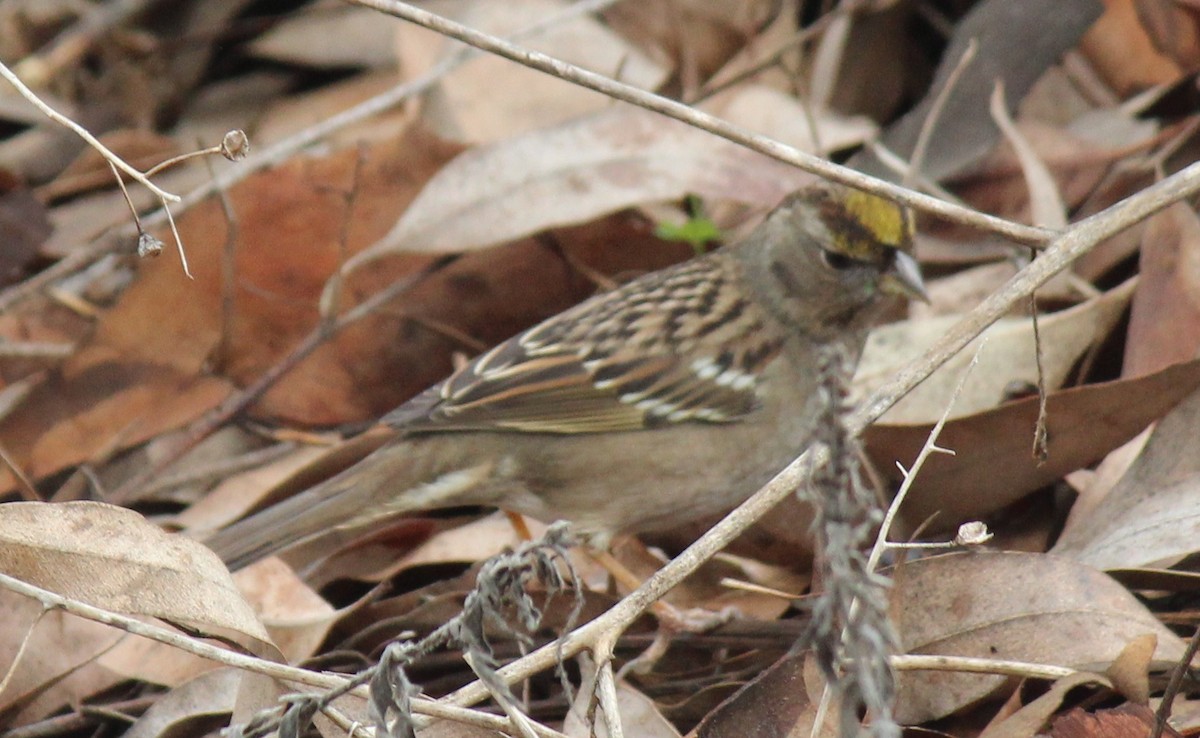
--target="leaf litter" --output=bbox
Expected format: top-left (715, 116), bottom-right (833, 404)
top-left (1, 1), bottom-right (1200, 737)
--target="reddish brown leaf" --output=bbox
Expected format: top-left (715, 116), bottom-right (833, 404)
top-left (1050, 704), bottom-right (1183, 738)
top-left (866, 357), bottom-right (1200, 528)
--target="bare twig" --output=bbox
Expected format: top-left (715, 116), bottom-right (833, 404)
top-left (0, 571), bottom-right (567, 738)
top-left (869, 342), bottom-right (984, 568)
top-left (0, 62), bottom-right (179, 203)
top-left (891, 654), bottom-right (1075, 680)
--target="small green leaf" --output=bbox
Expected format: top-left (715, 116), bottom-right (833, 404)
top-left (655, 195), bottom-right (722, 254)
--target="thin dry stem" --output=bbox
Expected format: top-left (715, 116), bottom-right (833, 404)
top-left (595, 639), bottom-right (625, 738)
top-left (0, 61), bottom-right (180, 203)
top-left (869, 342), bottom-right (983, 568)
top-left (0, 571), bottom-right (566, 737)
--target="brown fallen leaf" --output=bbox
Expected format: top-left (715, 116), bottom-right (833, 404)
top-left (1123, 202), bottom-right (1200, 377)
top-left (0, 501), bottom-right (273, 654)
top-left (1105, 633), bottom-right (1156, 705)
top-left (977, 671), bottom-right (1111, 738)
top-left (1081, 0), bottom-right (1184, 92)
top-left (604, 0), bottom-right (779, 94)
top-left (99, 557), bottom-right (336, 687)
top-left (1050, 703), bottom-right (1183, 738)
top-left (0, 187), bottom-right (51, 284)
top-left (892, 551), bottom-right (1183, 724)
top-left (0, 592), bottom-right (124, 723)
top-left (399, 0), bottom-right (667, 144)
top-left (122, 667), bottom-right (241, 738)
top-left (866, 357), bottom-right (1200, 528)
top-left (696, 649), bottom-right (837, 738)
top-left (565, 655), bottom-right (682, 738)
top-left (357, 105), bottom-right (816, 260)
top-left (0, 124), bottom-right (463, 490)
top-left (1054, 380), bottom-right (1200, 570)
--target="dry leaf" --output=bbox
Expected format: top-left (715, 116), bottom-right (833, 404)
top-left (1054, 380), bottom-right (1200, 569)
top-left (1050, 703), bottom-right (1183, 738)
top-left (122, 668), bottom-right (241, 738)
top-left (356, 105), bottom-right (815, 260)
top-left (703, 84), bottom-right (878, 154)
top-left (0, 501), bottom-right (273, 653)
top-left (565, 656), bottom-right (682, 738)
top-left (977, 671), bottom-right (1111, 738)
top-left (867, 356), bottom-right (1200, 528)
top-left (696, 650), bottom-right (838, 738)
top-left (1105, 633), bottom-right (1156, 704)
top-left (0, 592), bottom-right (124, 723)
top-left (851, 0), bottom-right (1103, 180)
top-left (1082, 0), bottom-right (1184, 91)
top-left (893, 551), bottom-right (1183, 723)
top-left (856, 280), bottom-right (1132, 425)
top-left (248, 3), bottom-right (399, 69)
top-left (603, 0), bottom-right (779, 89)
top-left (1124, 202), bottom-right (1200, 377)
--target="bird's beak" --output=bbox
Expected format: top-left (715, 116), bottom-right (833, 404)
top-left (881, 251), bottom-right (929, 303)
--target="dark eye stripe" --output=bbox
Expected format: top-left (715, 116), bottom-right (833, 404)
top-left (821, 249), bottom-right (857, 270)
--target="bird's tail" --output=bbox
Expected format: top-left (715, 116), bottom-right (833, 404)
top-left (202, 438), bottom-right (495, 571)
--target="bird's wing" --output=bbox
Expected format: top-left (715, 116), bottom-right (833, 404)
top-left (385, 257), bottom-right (785, 434)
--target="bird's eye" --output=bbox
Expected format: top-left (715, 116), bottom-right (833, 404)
top-left (821, 249), bottom-right (857, 270)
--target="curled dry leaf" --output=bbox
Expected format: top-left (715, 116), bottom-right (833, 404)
top-left (354, 105), bottom-right (815, 262)
top-left (866, 356), bottom-right (1200, 528)
top-left (1124, 202), bottom-right (1200, 377)
top-left (122, 667), bottom-right (241, 738)
top-left (975, 671), bottom-right (1111, 738)
top-left (0, 501), bottom-right (273, 655)
top-left (1104, 633), bottom-right (1156, 705)
top-left (1054, 380), bottom-right (1200, 570)
top-left (893, 551), bottom-right (1183, 724)
top-left (856, 279), bottom-right (1132, 425)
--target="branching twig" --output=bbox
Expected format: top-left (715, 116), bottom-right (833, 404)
top-left (0, 62), bottom-right (179, 203)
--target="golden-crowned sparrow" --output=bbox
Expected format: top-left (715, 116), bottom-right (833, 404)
top-left (205, 182), bottom-right (926, 569)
